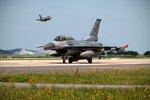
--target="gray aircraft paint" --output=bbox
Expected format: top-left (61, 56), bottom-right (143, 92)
top-left (83, 19), bottom-right (101, 41)
top-left (41, 19), bottom-right (126, 63)
top-left (36, 14), bottom-right (52, 22)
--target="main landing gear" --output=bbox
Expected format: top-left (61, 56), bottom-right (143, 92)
top-left (62, 56), bottom-right (92, 64)
top-left (62, 56), bottom-right (73, 64)
top-left (68, 57), bottom-right (73, 63)
top-left (62, 57), bottom-right (73, 63)
top-left (62, 55), bottom-right (74, 64)
top-left (87, 57), bottom-right (92, 63)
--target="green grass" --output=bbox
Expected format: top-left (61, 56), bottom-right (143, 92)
top-left (0, 86), bottom-right (149, 100)
top-left (0, 68), bottom-right (150, 85)
top-left (0, 68), bottom-right (149, 99)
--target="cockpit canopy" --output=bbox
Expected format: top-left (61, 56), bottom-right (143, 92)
top-left (54, 35), bottom-right (75, 41)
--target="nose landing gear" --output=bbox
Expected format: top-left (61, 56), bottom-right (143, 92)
top-left (62, 55), bottom-right (67, 63)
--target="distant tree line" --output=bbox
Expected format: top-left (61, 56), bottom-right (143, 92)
top-left (107, 50), bottom-right (150, 57)
top-left (121, 51), bottom-right (139, 56)
top-left (107, 50), bottom-right (138, 56)
top-left (144, 51), bottom-right (150, 56)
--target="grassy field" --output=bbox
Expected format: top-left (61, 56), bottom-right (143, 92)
top-left (0, 86), bottom-right (149, 100)
top-left (0, 68), bottom-right (150, 99)
top-left (0, 68), bottom-right (150, 85)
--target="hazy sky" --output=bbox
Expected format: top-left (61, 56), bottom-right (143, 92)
top-left (0, 0), bottom-right (150, 53)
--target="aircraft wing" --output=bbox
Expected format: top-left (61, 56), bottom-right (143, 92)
top-left (55, 45), bottom-right (117, 51)
top-left (55, 45), bottom-right (127, 51)
top-left (102, 44), bottom-right (128, 52)
top-left (101, 46), bottom-right (117, 51)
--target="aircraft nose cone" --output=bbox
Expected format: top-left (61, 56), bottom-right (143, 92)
top-left (44, 43), bottom-right (55, 50)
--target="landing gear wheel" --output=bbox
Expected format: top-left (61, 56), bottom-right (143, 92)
top-left (87, 58), bottom-right (92, 63)
top-left (62, 55), bottom-right (67, 63)
top-left (63, 59), bottom-right (66, 63)
top-left (68, 57), bottom-right (73, 63)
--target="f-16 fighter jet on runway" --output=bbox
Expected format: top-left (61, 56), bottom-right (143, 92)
top-left (39, 19), bottom-right (128, 63)
top-left (36, 14), bottom-right (52, 22)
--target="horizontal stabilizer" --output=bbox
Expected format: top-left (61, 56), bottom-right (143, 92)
top-left (119, 44), bottom-right (128, 49)
top-left (37, 46), bottom-right (44, 48)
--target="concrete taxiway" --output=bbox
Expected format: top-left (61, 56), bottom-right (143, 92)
top-left (0, 82), bottom-right (150, 89)
top-left (0, 58), bottom-right (150, 74)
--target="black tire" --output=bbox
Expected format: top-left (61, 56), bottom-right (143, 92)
top-left (63, 59), bottom-right (66, 63)
top-left (69, 57), bottom-right (73, 63)
top-left (87, 58), bottom-right (92, 63)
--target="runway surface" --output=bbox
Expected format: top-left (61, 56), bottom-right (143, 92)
top-left (0, 58), bottom-right (150, 74)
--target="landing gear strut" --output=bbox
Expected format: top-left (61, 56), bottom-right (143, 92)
top-left (62, 55), bottom-right (67, 63)
top-left (87, 58), bottom-right (92, 63)
top-left (63, 59), bottom-right (66, 63)
top-left (68, 57), bottom-right (73, 63)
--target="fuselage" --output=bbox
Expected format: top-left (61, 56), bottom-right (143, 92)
top-left (41, 19), bottom-right (102, 63)
top-left (37, 16), bottom-right (52, 22)
top-left (44, 40), bottom-right (103, 59)
top-left (40, 19), bottom-right (127, 63)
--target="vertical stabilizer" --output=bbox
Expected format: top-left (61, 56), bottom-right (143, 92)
top-left (39, 14), bottom-right (42, 19)
top-left (90, 19), bottom-right (101, 37)
top-left (83, 19), bottom-right (101, 41)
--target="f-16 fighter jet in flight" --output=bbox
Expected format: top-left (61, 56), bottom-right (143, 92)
top-left (36, 14), bottom-right (52, 22)
top-left (38, 19), bottom-right (128, 63)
